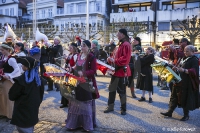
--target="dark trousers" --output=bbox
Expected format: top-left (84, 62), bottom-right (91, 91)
top-left (108, 76), bottom-right (127, 111)
top-left (61, 96), bottom-right (69, 106)
top-left (169, 85), bottom-right (189, 116)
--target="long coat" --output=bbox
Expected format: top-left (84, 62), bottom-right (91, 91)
top-left (136, 54), bottom-right (155, 93)
top-left (8, 74), bottom-right (44, 128)
top-left (46, 44), bottom-right (63, 66)
top-left (181, 55), bottom-right (199, 110)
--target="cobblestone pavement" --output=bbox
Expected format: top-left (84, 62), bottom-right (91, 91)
top-left (0, 72), bottom-right (200, 133)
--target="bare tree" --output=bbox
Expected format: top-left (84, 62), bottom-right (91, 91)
top-left (13, 24), bottom-right (59, 42)
top-left (39, 24), bottom-right (59, 40)
top-left (59, 26), bottom-right (105, 44)
top-left (109, 20), bottom-right (148, 40)
top-left (171, 15), bottom-right (200, 45)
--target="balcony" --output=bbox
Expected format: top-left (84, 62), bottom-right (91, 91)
top-left (110, 10), bottom-right (155, 23)
top-left (157, 7), bottom-right (200, 21)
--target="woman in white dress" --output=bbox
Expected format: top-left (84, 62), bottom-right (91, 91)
top-left (0, 42), bottom-right (21, 120)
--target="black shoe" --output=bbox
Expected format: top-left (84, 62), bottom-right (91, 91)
top-left (56, 88), bottom-right (60, 91)
top-left (121, 110), bottom-right (126, 115)
top-left (60, 105), bottom-right (68, 108)
top-left (160, 112), bottom-right (172, 117)
top-left (157, 83), bottom-right (161, 87)
top-left (131, 92), bottom-right (137, 98)
top-left (47, 88), bottom-right (53, 91)
top-left (138, 97), bottom-right (145, 102)
top-left (104, 107), bottom-right (114, 113)
top-left (161, 87), bottom-right (169, 90)
top-left (180, 116), bottom-right (189, 121)
top-left (149, 98), bottom-right (153, 103)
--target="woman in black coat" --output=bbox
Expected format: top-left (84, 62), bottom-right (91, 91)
top-left (137, 46), bottom-right (155, 103)
top-left (9, 57), bottom-right (44, 133)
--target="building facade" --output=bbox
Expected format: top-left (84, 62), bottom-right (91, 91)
top-left (156, 0), bottom-right (200, 47)
top-left (0, 0), bottom-right (19, 29)
top-left (110, 0), bottom-right (200, 48)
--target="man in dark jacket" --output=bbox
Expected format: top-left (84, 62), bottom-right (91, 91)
top-left (45, 36), bottom-right (63, 91)
top-left (104, 40), bottom-right (116, 56)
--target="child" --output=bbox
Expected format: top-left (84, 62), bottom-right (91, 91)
top-left (9, 56), bottom-right (44, 133)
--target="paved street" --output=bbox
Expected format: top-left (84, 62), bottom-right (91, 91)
top-left (0, 72), bottom-right (200, 133)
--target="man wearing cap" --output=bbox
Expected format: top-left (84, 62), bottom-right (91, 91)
top-left (104, 29), bottom-right (131, 115)
top-left (45, 36), bottom-right (63, 91)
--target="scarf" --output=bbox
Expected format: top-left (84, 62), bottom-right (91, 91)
top-left (25, 62), bottom-right (41, 86)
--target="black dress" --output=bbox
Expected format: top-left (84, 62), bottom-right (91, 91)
top-left (180, 55), bottom-right (199, 110)
top-left (136, 54), bottom-right (155, 93)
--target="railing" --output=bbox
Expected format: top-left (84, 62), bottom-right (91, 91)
top-left (110, 10), bottom-right (155, 23)
top-left (157, 7), bottom-right (200, 21)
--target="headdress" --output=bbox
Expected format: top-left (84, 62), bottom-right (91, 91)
top-left (17, 56), bottom-right (41, 86)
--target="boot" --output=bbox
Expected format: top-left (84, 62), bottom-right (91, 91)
top-left (180, 108), bottom-right (189, 121)
top-left (160, 109), bottom-right (173, 117)
top-left (130, 87), bottom-right (137, 98)
top-left (180, 116), bottom-right (189, 121)
top-left (138, 97), bottom-right (145, 102)
top-left (149, 98), bottom-right (153, 103)
top-left (104, 104), bottom-right (114, 113)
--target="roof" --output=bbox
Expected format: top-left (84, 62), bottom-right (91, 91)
top-left (19, 0), bottom-right (32, 8)
top-left (19, 0), bottom-right (64, 8)
top-left (64, 0), bottom-right (84, 2)
top-left (57, 0), bottom-right (64, 7)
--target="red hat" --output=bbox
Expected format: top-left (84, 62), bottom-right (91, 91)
top-left (75, 36), bottom-right (80, 39)
top-left (75, 36), bottom-right (81, 42)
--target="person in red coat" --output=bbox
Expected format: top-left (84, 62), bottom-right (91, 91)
top-left (104, 29), bottom-right (131, 115)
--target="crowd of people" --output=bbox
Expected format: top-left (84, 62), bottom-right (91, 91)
top-left (0, 28), bottom-right (199, 133)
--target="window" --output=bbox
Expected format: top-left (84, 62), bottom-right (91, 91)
top-left (57, 8), bottom-right (64, 14)
top-left (18, 9), bottom-right (22, 16)
top-left (42, 10), bottom-right (45, 18)
top-left (171, 21), bottom-right (182, 31)
top-left (158, 22), bottom-right (170, 31)
top-left (77, 4), bottom-right (82, 13)
top-left (65, 22), bottom-right (69, 29)
top-left (187, 0), bottom-right (200, 8)
top-left (61, 23), bottom-right (64, 31)
top-left (69, 5), bottom-right (73, 13)
top-left (5, 9), bottom-right (9, 15)
top-left (162, 2), bottom-right (173, 10)
top-left (10, 8), bottom-right (14, 16)
top-left (173, 1), bottom-right (186, 9)
top-left (119, 5), bottom-right (129, 12)
top-left (96, 2), bottom-right (101, 12)
top-left (29, 11), bottom-right (33, 19)
top-left (0, 9), bottom-right (2, 15)
top-left (36, 11), bottom-right (39, 19)
top-left (48, 9), bottom-right (52, 17)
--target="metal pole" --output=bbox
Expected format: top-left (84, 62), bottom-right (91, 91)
top-left (86, 0), bottom-right (89, 40)
top-left (33, 0), bottom-right (37, 40)
top-left (150, 31), bottom-right (151, 46)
